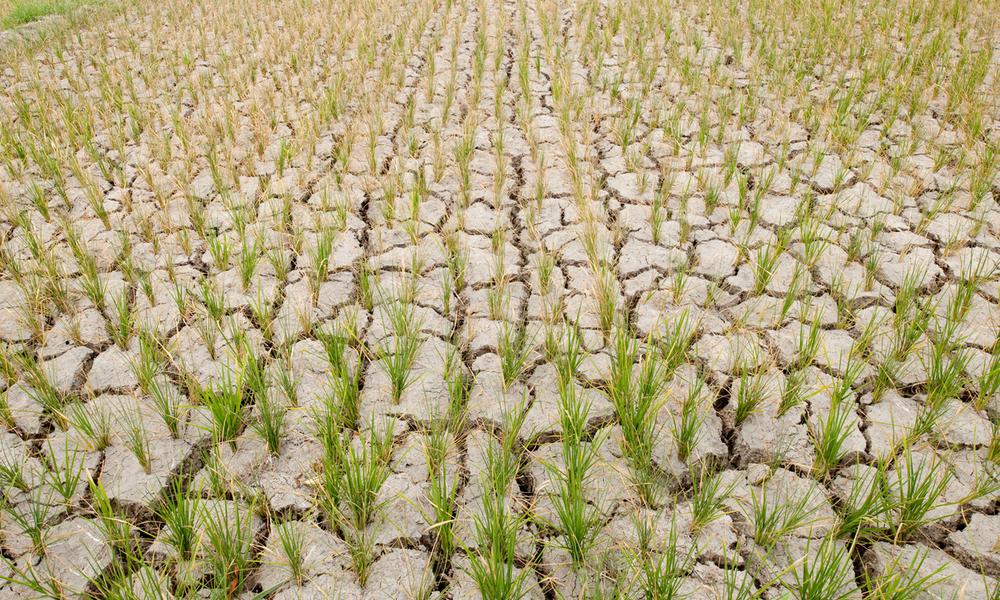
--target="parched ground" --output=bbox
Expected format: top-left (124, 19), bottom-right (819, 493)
top-left (0, 0), bottom-right (998, 598)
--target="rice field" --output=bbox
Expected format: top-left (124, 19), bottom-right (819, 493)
top-left (0, 0), bottom-right (998, 598)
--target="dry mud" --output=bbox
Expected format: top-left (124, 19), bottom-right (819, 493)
top-left (0, 0), bottom-right (998, 598)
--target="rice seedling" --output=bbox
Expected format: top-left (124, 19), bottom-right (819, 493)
top-left (237, 236), bottom-right (261, 291)
top-left (274, 520), bottom-right (307, 586)
top-left (631, 512), bottom-right (694, 600)
top-left (688, 465), bottom-right (734, 532)
top-left (205, 230), bottom-right (232, 272)
top-left (0, 558), bottom-right (64, 599)
top-left (888, 448), bottom-right (952, 542)
top-left (88, 476), bottom-right (132, 551)
top-left (671, 374), bottom-right (705, 463)
top-left (444, 352), bottom-right (469, 430)
top-left (374, 300), bottom-right (424, 403)
top-left (119, 404), bottom-right (152, 473)
top-left (308, 227), bottom-right (334, 296)
top-left (319, 417), bottom-right (395, 532)
top-left (831, 464), bottom-right (891, 543)
top-left (68, 401), bottom-right (112, 451)
top-left (202, 499), bottom-right (257, 598)
top-left (799, 214), bottom-right (830, 269)
top-left (608, 326), bottom-right (670, 506)
top-left (467, 407), bottom-right (530, 600)
top-left (789, 536), bottom-right (856, 600)
top-left (862, 545), bottom-right (944, 600)
top-left (43, 440), bottom-right (84, 503)
top-left (794, 315), bottom-right (823, 370)
top-left (132, 328), bottom-right (163, 394)
top-left (273, 358), bottom-right (299, 408)
top-left (345, 528), bottom-right (377, 588)
top-left (0, 449), bottom-right (29, 492)
top-left (3, 482), bottom-right (57, 557)
top-left (747, 484), bottom-right (818, 549)
top-left (108, 286), bottom-right (135, 349)
top-left (148, 377), bottom-right (183, 439)
top-left (201, 445), bottom-right (231, 499)
top-left (733, 368), bottom-right (767, 427)
top-left (778, 367), bottom-right (810, 417)
top-left (444, 232), bottom-right (468, 294)
top-left (90, 558), bottom-right (174, 600)
top-left (198, 371), bottom-right (246, 445)
top-left (69, 237), bottom-right (107, 310)
top-left (553, 321), bottom-right (585, 385)
top-left (660, 310), bottom-right (695, 375)
top-left (752, 242), bottom-right (782, 294)
top-left (156, 479), bottom-right (200, 562)
top-left (546, 374), bottom-right (607, 567)
top-left (198, 278), bottom-right (227, 325)
top-left (251, 391), bottom-right (286, 455)
top-left (498, 322), bottom-right (532, 389)
top-left (721, 562), bottom-right (760, 600)
top-left (594, 267), bottom-right (620, 338)
top-left (15, 351), bottom-right (67, 428)
top-left (811, 395), bottom-right (857, 480)
top-left (923, 333), bottom-right (970, 409)
top-left (780, 266), bottom-right (806, 321)
top-left (424, 425), bottom-right (459, 561)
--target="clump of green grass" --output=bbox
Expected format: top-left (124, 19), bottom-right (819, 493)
top-left (274, 520), bottom-right (307, 587)
top-left (862, 545), bottom-right (944, 600)
top-left (790, 536), bottom-right (856, 600)
top-left (721, 559), bottom-right (759, 599)
top-left (89, 476), bottom-right (133, 552)
top-left (44, 440), bottom-right (84, 503)
top-left (202, 500), bottom-right (256, 597)
top-left (498, 322), bottom-right (533, 389)
top-left (467, 403), bottom-right (530, 600)
top-left (68, 401), bottom-right (112, 450)
top-left (133, 329), bottom-right (185, 439)
top-left (608, 326), bottom-right (669, 506)
top-left (424, 421), bottom-right (459, 565)
top-left (660, 310), bottom-right (696, 375)
top-left (1, 0), bottom-right (89, 30)
top-left (779, 367), bottom-right (810, 416)
top-left (831, 464), bottom-right (891, 543)
top-left (119, 403), bottom-right (152, 474)
top-left (157, 479), bottom-right (200, 562)
top-left (888, 448), bottom-right (952, 542)
top-left (812, 395), bottom-right (858, 481)
top-left (318, 416), bottom-right (395, 532)
top-left (318, 326), bottom-right (362, 428)
top-left (546, 373), bottom-right (607, 567)
top-left (198, 371), bottom-right (246, 445)
top-left (747, 483), bottom-right (818, 549)
top-left (15, 350), bottom-right (67, 429)
top-left (732, 367), bottom-right (767, 426)
top-left (108, 287), bottom-right (134, 349)
top-left (672, 374), bottom-right (706, 463)
top-left (0, 557), bottom-right (63, 598)
top-left (0, 449), bottom-right (30, 492)
top-left (374, 300), bottom-right (424, 403)
top-left (251, 392), bottom-right (286, 456)
top-left (2, 484), bottom-right (53, 555)
top-left (689, 466), bottom-right (734, 532)
top-left (632, 512), bottom-right (694, 600)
